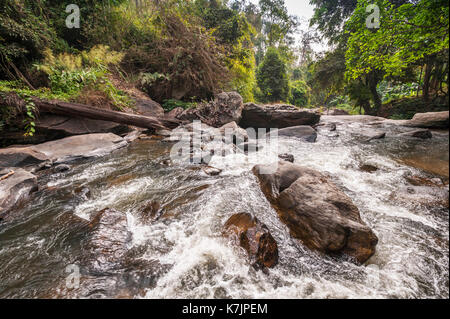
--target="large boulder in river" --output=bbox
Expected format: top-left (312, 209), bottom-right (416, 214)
top-left (0, 168), bottom-right (37, 217)
top-left (178, 92), bottom-right (244, 127)
top-left (0, 147), bottom-right (49, 168)
top-left (223, 213), bottom-right (278, 268)
top-left (252, 161), bottom-right (378, 264)
top-left (83, 208), bottom-right (131, 274)
top-left (30, 133), bottom-right (128, 164)
top-left (405, 111), bottom-right (449, 129)
top-left (35, 114), bottom-right (130, 140)
top-left (239, 103), bottom-right (320, 129)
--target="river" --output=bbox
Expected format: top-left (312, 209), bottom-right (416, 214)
top-left (0, 119), bottom-right (448, 298)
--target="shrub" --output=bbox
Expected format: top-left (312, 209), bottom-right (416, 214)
top-left (256, 47), bottom-right (289, 103)
top-left (289, 80), bottom-right (310, 107)
top-left (34, 45), bottom-right (131, 109)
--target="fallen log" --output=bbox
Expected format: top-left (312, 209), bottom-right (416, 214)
top-left (0, 170), bottom-right (15, 181)
top-left (0, 92), bottom-right (180, 130)
top-left (34, 98), bottom-right (181, 130)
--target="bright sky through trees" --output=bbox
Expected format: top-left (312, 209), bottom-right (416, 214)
top-left (249, 0), bottom-right (327, 52)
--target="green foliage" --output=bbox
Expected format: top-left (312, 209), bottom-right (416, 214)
top-left (162, 99), bottom-right (196, 112)
top-left (289, 80), bottom-right (310, 107)
top-left (0, 0), bottom-right (56, 69)
top-left (345, 0), bottom-right (449, 81)
top-left (34, 45), bottom-right (131, 109)
top-left (256, 47), bottom-right (289, 103)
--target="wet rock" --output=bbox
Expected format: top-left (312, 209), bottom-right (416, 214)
top-left (406, 176), bottom-right (445, 187)
top-left (74, 186), bottom-right (91, 200)
top-left (30, 133), bottom-right (128, 164)
top-left (328, 109), bottom-right (349, 116)
top-left (399, 129), bottom-right (432, 139)
top-left (178, 92), bottom-right (244, 127)
top-left (135, 98), bottom-right (164, 117)
top-left (362, 130), bottom-right (386, 141)
top-left (0, 147), bottom-right (49, 168)
top-left (140, 200), bottom-right (164, 223)
top-left (54, 164), bottom-right (71, 173)
top-left (399, 155), bottom-right (449, 178)
top-left (239, 103), bottom-right (320, 129)
top-left (83, 208), bottom-right (131, 274)
top-left (360, 164), bottom-right (379, 173)
top-left (321, 115), bottom-right (385, 124)
top-left (405, 111), bottom-right (449, 129)
top-left (202, 166), bottom-right (222, 176)
top-left (278, 154), bottom-right (294, 163)
top-left (237, 142), bottom-right (263, 154)
top-left (219, 121), bottom-right (249, 143)
top-left (267, 125), bottom-right (317, 142)
top-left (36, 114), bottom-right (130, 139)
top-left (155, 129), bottom-right (173, 137)
top-left (253, 161), bottom-right (378, 264)
top-left (0, 168), bottom-right (38, 217)
top-left (223, 213), bottom-right (279, 268)
top-left (123, 129), bottom-right (143, 143)
top-left (165, 107), bottom-right (184, 119)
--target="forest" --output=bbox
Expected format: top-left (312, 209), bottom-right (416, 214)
top-left (0, 0), bottom-right (448, 137)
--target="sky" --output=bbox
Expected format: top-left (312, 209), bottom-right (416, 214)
top-left (248, 0), bottom-right (327, 52)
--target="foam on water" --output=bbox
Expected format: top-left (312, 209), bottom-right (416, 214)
top-left (0, 121), bottom-right (448, 298)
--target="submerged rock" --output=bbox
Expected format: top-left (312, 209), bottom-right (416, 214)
top-left (202, 166), bottom-right (222, 176)
top-left (253, 161), bottom-right (378, 264)
top-left (54, 164), bottom-right (71, 173)
top-left (83, 208), bottom-right (131, 274)
top-left (278, 153), bottom-right (294, 163)
top-left (140, 200), bottom-right (165, 223)
top-left (360, 164), bottom-right (379, 173)
top-left (0, 168), bottom-right (37, 218)
top-left (239, 103), bottom-right (320, 129)
top-left (399, 129), bottom-right (433, 139)
top-left (267, 125), bottom-right (317, 142)
top-left (223, 213), bottom-right (279, 268)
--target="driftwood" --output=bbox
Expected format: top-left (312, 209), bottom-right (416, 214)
top-left (0, 171), bottom-right (15, 181)
top-left (34, 99), bottom-right (181, 130)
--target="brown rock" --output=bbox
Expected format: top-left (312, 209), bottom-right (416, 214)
top-left (0, 168), bottom-right (38, 217)
top-left (165, 107), bottom-right (184, 119)
top-left (178, 92), bottom-right (244, 127)
top-left (253, 161), bottom-right (378, 264)
top-left (399, 129), bottom-right (433, 139)
top-left (84, 208), bottom-right (131, 274)
top-left (406, 111), bottom-right (449, 129)
top-left (224, 213), bottom-right (279, 268)
top-left (36, 114), bottom-right (130, 138)
top-left (140, 200), bottom-right (164, 223)
top-left (135, 98), bottom-right (165, 117)
top-left (239, 103), bottom-right (320, 129)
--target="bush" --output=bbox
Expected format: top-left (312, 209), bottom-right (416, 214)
top-left (34, 45), bottom-right (131, 109)
top-left (256, 47), bottom-right (289, 103)
top-left (161, 99), bottom-right (196, 112)
top-left (289, 80), bottom-right (310, 107)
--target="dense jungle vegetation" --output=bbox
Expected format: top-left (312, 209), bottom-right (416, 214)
top-left (0, 0), bottom-right (448, 135)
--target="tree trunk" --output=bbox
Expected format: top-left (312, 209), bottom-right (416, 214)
top-left (368, 74), bottom-right (381, 115)
top-left (33, 99), bottom-right (180, 130)
top-left (423, 61), bottom-right (433, 102)
top-left (0, 93), bottom-right (180, 130)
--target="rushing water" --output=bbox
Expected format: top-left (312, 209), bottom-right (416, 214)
top-left (0, 120), bottom-right (448, 299)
